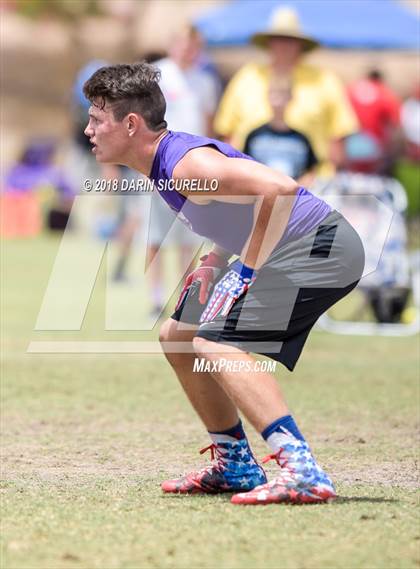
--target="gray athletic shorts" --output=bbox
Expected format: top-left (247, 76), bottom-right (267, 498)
top-left (172, 210), bottom-right (365, 371)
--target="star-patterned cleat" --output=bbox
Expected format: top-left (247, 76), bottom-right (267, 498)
top-left (161, 440), bottom-right (267, 494)
top-left (231, 439), bottom-right (337, 505)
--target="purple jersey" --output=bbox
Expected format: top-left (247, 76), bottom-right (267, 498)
top-left (149, 131), bottom-right (331, 255)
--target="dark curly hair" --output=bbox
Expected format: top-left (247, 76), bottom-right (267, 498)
top-left (83, 62), bottom-right (167, 131)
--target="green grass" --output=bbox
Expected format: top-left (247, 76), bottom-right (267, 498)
top-left (1, 235), bottom-right (419, 569)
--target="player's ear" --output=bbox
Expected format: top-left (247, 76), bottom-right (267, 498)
top-left (126, 113), bottom-right (141, 137)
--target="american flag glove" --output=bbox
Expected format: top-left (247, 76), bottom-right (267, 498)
top-left (175, 252), bottom-right (228, 310)
top-left (200, 260), bottom-right (257, 323)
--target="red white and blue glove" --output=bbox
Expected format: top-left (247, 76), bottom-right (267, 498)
top-left (200, 260), bottom-right (257, 324)
top-left (175, 252), bottom-right (228, 310)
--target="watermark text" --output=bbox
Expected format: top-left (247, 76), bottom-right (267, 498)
top-left (193, 357), bottom-right (277, 374)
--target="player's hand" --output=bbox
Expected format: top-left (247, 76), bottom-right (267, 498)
top-left (199, 260), bottom-right (257, 323)
top-left (175, 252), bottom-right (228, 310)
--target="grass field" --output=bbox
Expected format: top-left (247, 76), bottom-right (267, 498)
top-left (1, 235), bottom-right (419, 569)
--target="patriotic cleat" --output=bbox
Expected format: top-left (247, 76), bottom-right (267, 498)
top-left (161, 440), bottom-right (267, 494)
top-left (231, 440), bottom-right (337, 505)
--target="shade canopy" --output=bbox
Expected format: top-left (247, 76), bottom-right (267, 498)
top-left (195, 0), bottom-right (419, 49)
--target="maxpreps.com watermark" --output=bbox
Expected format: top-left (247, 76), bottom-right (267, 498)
top-left (193, 358), bottom-right (277, 373)
top-left (83, 178), bottom-right (219, 193)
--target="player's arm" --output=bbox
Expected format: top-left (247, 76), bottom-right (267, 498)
top-left (210, 243), bottom-right (232, 261)
top-left (172, 146), bottom-right (298, 270)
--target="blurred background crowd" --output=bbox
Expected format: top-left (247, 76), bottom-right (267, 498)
top-left (1, 0), bottom-right (419, 326)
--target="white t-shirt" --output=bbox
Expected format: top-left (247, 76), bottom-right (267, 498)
top-left (156, 57), bottom-right (219, 136)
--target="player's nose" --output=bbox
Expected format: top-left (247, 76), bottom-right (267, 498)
top-left (84, 123), bottom-right (93, 137)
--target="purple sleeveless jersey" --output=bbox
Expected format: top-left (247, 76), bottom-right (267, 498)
top-left (149, 131), bottom-right (331, 255)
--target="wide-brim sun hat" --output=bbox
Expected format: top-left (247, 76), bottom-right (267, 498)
top-left (251, 6), bottom-right (319, 52)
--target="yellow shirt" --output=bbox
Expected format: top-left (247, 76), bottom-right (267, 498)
top-left (214, 62), bottom-right (358, 176)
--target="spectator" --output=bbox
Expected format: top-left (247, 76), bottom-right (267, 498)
top-left (243, 76), bottom-right (318, 186)
top-left (64, 60), bottom-right (108, 236)
top-left (348, 69), bottom-right (401, 150)
top-left (214, 7), bottom-right (358, 177)
top-left (157, 24), bottom-right (220, 136)
top-left (1, 139), bottom-right (74, 237)
top-left (72, 59), bottom-right (108, 154)
top-left (144, 25), bottom-right (217, 317)
top-left (347, 69), bottom-right (401, 173)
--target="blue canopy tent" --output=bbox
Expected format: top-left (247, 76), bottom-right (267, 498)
top-left (195, 0), bottom-right (419, 49)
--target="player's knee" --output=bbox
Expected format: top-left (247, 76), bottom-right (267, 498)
top-left (192, 336), bottom-right (215, 356)
top-left (159, 318), bottom-right (176, 346)
top-left (159, 319), bottom-right (192, 367)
